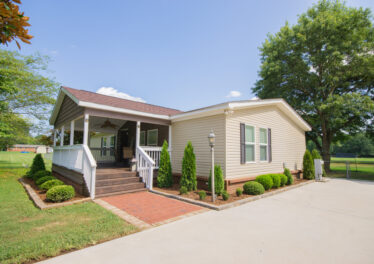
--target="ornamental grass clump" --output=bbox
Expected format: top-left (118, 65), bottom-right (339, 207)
top-left (27, 154), bottom-right (45, 178)
top-left (236, 188), bottom-right (243, 197)
top-left (303, 150), bottom-right (315, 180)
top-left (46, 185), bottom-right (75, 202)
top-left (222, 191), bottom-right (229, 201)
top-left (284, 168), bottom-right (294, 185)
top-left (179, 186), bottom-right (188, 195)
top-left (255, 174), bottom-right (273, 190)
top-left (208, 164), bottom-right (224, 195)
top-left (40, 179), bottom-right (64, 191)
top-left (157, 140), bottom-right (173, 188)
top-left (243, 181), bottom-right (265, 195)
top-left (198, 190), bottom-right (206, 200)
top-left (180, 141), bottom-right (197, 191)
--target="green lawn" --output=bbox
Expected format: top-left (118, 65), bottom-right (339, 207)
top-left (0, 152), bottom-right (138, 264)
top-left (331, 157), bottom-right (374, 164)
top-left (328, 161), bottom-right (374, 181)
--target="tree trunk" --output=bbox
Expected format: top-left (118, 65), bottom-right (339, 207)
top-left (320, 117), bottom-right (331, 172)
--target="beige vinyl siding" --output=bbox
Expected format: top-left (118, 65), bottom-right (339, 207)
top-left (226, 105), bottom-right (306, 179)
top-left (171, 114), bottom-right (225, 178)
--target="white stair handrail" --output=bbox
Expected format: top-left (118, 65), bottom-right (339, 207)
top-left (136, 146), bottom-right (155, 190)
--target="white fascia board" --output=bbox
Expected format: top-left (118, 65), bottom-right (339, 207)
top-left (171, 103), bottom-right (231, 122)
top-left (78, 101), bottom-right (171, 120)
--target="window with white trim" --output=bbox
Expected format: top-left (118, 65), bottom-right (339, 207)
top-left (147, 129), bottom-right (158, 146)
top-left (245, 125), bottom-right (255, 162)
top-left (140, 131), bottom-right (145, 146)
top-left (259, 128), bottom-right (268, 161)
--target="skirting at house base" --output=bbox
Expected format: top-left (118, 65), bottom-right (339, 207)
top-left (52, 164), bottom-right (90, 197)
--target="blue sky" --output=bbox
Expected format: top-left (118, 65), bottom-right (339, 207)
top-left (6, 0), bottom-right (374, 111)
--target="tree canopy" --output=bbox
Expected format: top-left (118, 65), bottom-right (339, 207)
top-left (253, 0), bottom-right (374, 170)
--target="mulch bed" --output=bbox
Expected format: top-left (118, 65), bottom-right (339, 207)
top-left (22, 177), bottom-right (85, 205)
top-left (153, 179), bottom-right (308, 205)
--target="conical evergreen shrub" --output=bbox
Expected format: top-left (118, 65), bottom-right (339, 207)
top-left (157, 140), bottom-right (173, 188)
top-left (27, 154), bottom-right (46, 179)
top-left (208, 164), bottom-right (224, 195)
top-left (180, 141), bottom-right (197, 191)
top-left (303, 150), bottom-right (315, 180)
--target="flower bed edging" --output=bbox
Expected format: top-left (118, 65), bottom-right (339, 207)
top-left (151, 180), bottom-right (316, 211)
top-left (19, 178), bottom-right (91, 210)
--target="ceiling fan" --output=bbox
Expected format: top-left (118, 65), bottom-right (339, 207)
top-left (101, 119), bottom-right (117, 129)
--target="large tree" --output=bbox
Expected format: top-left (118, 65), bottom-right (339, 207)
top-left (253, 0), bottom-right (374, 171)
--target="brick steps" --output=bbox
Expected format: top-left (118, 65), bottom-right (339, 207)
top-left (96, 177), bottom-right (141, 187)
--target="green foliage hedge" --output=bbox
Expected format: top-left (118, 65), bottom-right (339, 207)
top-left (208, 164), bottom-right (224, 195)
top-left (222, 191), bottom-right (229, 201)
top-left (198, 190), bottom-right (206, 200)
top-left (32, 170), bottom-right (52, 181)
top-left (46, 185), bottom-right (75, 202)
top-left (270, 174), bottom-right (281, 188)
top-left (243, 181), bottom-right (265, 195)
top-left (236, 188), bottom-right (243, 197)
top-left (157, 140), bottom-right (173, 188)
top-left (36, 176), bottom-right (56, 186)
top-left (303, 150), bottom-right (315, 180)
top-left (27, 154), bottom-right (45, 178)
top-left (40, 179), bottom-right (64, 191)
top-left (284, 168), bottom-right (293, 185)
top-left (280, 174), bottom-right (288, 187)
top-left (180, 141), bottom-right (197, 191)
top-left (255, 174), bottom-right (273, 190)
top-left (180, 186), bottom-right (188, 195)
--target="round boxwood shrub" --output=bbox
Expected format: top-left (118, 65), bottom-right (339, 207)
top-left (46, 185), bottom-right (75, 202)
top-left (180, 186), bottom-right (188, 195)
top-left (284, 168), bottom-right (294, 185)
top-left (280, 174), bottom-right (288, 187)
top-left (222, 191), bottom-right (229, 201)
top-left (208, 164), bottom-right (224, 195)
top-left (198, 190), bottom-right (206, 200)
top-left (236, 188), bottom-right (243, 197)
top-left (40, 179), bottom-right (64, 191)
top-left (243, 181), bottom-right (265, 195)
top-left (36, 176), bottom-right (56, 186)
top-left (32, 170), bottom-right (52, 181)
top-left (255, 174), bottom-right (273, 190)
top-left (270, 174), bottom-right (281, 188)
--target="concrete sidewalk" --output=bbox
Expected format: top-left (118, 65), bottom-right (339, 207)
top-left (39, 179), bottom-right (374, 264)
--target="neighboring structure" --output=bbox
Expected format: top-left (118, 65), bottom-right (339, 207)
top-left (50, 86), bottom-right (311, 198)
top-left (8, 144), bottom-right (53, 154)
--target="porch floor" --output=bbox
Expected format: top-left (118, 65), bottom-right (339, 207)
top-left (101, 192), bottom-right (203, 225)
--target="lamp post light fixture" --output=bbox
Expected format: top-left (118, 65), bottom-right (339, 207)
top-left (208, 130), bottom-right (216, 202)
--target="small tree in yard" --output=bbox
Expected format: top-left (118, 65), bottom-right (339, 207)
top-left (157, 140), bottom-right (172, 188)
top-left (180, 141), bottom-right (197, 191)
top-left (303, 150), bottom-right (315, 180)
top-left (208, 164), bottom-right (224, 195)
top-left (27, 154), bottom-right (45, 178)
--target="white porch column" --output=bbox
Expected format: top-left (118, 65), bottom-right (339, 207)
top-left (168, 125), bottom-right (172, 159)
top-left (136, 121), bottom-right (141, 148)
top-left (83, 114), bottom-right (89, 146)
top-left (70, 120), bottom-right (75, 146)
top-left (60, 126), bottom-right (64, 146)
top-left (53, 129), bottom-right (57, 147)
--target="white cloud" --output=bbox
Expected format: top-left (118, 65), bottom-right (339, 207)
top-left (97, 87), bottom-right (146, 103)
top-left (226, 90), bottom-right (242, 98)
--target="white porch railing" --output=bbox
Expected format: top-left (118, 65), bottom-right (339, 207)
top-left (141, 146), bottom-right (162, 169)
top-left (52, 144), bottom-right (97, 199)
top-left (136, 146), bottom-right (155, 190)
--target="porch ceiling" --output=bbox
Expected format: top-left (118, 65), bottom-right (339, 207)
top-left (73, 116), bottom-right (128, 133)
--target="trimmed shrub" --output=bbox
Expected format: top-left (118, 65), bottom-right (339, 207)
top-left (208, 164), bottom-right (224, 195)
top-left (198, 190), bottom-right (206, 200)
top-left (40, 179), bottom-right (64, 191)
top-left (284, 168), bottom-right (294, 185)
top-left (36, 176), bottom-right (56, 186)
top-left (236, 188), bottom-right (243, 197)
top-left (180, 186), bottom-right (188, 195)
top-left (255, 174), bottom-right (273, 190)
top-left (243, 181), bottom-right (265, 195)
top-left (180, 141), bottom-right (197, 191)
top-left (280, 174), bottom-right (288, 187)
top-left (157, 140), bottom-right (173, 188)
top-left (27, 154), bottom-right (45, 178)
top-left (303, 150), bottom-right (315, 180)
top-left (46, 185), bottom-right (75, 202)
top-left (222, 191), bottom-right (229, 201)
top-left (32, 170), bottom-right (52, 181)
top-left (270, 174), bottom-right (281, 188)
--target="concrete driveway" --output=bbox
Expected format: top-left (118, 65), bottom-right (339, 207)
top-left (40, 179), bottom-right (374, 264)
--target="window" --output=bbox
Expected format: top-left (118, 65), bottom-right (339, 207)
top-left (101, 137), bottom-right (107, 156)
top-left (140, 131), bottom-right (145, 146)
top-left (259, 128), bottom-right (268, 161)
top-left (147, 129), bottom-right (158, 146)
top-left (245, 125), bottom-right (255, 162)
top-left (110, 136), bottom-right (116, 156)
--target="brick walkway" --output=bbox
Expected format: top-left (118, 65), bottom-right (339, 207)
top-left (101, 191), bottom-right (203, 225)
